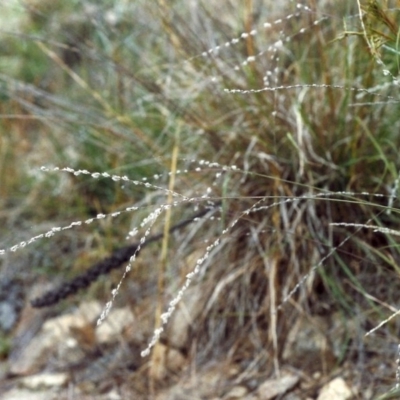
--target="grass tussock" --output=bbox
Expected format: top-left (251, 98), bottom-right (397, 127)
top-left (1, 0), bottom-right (400, 397)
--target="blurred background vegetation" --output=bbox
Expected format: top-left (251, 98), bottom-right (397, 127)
top-left (2, 0), bottom-right (400, 397)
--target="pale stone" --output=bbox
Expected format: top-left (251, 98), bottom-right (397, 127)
top-left (95, 307), bottom-right (135, 343)
top-left (257, 373), bottom-right (299, 400)
top-left (317, 377), bottom-right (353, 400)
top-left (224, 385), bottom-right (248, 398)
top-left (167, 285), bottom-right (205, 348)
top-left (1, 388), bottom-right (58, 400)
top-left (20, 373), bottom-right (68, 389)
top-left (9, 301), bottom-right (135, 375)
top-left (166, 347), bottom-right (186, 372)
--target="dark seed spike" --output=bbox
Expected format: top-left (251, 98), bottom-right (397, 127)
top-left (30, 204), bottom-right (221, 308)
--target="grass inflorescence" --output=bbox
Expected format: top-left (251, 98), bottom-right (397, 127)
top-left (2, 0), bottom-right (400, 397)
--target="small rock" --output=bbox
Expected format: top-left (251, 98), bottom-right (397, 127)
top-left (20, 372), bottom-right (69, 389)
top-left (317, 377), bottom-right (353, 400)
top-left (166, 347), bottom-right (186, 372)
top-left (167, 284), bottom-right (206, 349)
top-left (8, 301), bottom-right (138, 375)
top-left (1, 388), bottom-right (58, 400)
top-left (148, 343), bottom-right (186, 380)
top-left (258, 373), bottom-right (299, 400)
top-left (223, 385), bottom-right (248, 399)
top-left (96, 306), bottom-right (135, 343)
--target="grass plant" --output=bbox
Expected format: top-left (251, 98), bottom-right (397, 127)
top-left (1, 0), bottom-right (400, 397)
